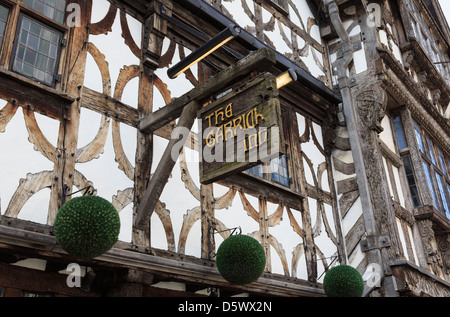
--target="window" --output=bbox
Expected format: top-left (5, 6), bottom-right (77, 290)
top-left (392, 115), bottom-right (421, 208)
top-left (435, 172), bottom-right (450, 217)
top-left (21, 0), bottom-right (66, 24)
top-left (425, 134), bottom-right (437, 165)
top-left (402, 154), bottom-right (421, 208)
top-left (422, 160), bottom-right (439, 210)
top-left (270, 154), bottom-right (290, 187)
top-left (246, 154), bottom-right (291, 188)
top-left (246, 164), bottom-right (264, 178)
top-left (11, 15), bottom-right (62, 86)
top-left (392, 115), bottom-right (407, 150)
top-left (0, 4), bottom-right (8, 48)
top-left (437, 147), bottom-right (447, 176)
top-left (413, 121), bottom-right (425, 153)
top-left (3, 0), bottom-right (67, 87)
top-left (413, 120), bottom-right (450, 218)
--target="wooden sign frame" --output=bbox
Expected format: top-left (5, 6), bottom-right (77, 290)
top-left (198, 72), bottom-right (284, 184)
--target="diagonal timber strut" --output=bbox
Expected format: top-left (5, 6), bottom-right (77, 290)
top-left (134, 48), bottom-right (277, 230)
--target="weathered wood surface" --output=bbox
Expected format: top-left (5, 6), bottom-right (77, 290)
top-left (139, 48), bottom-right (277, 133)
top-left (134, 100), bottom-right (200, 230)
top-left (218, 173), bottom-right (304, 210)
top-left (47, 0), bottom-right (92, 224)
top-left (0, 0), bottom-right (350, 294)
top-left (199, 73), bottom-right (284, 184)
top-left (0, 68), bottom-right (74, 120)
top-left (0, 216), bottom-right (325, 297)
top-left (81, 87), bottom-right (139, 128)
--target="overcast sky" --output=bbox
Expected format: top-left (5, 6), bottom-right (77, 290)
top-left (438, 0), bottom-right (450, 26)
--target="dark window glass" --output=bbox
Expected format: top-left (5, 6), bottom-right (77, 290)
top-left (435, 172), bottom-right (450, 218)
top-left (422, 160), bottom-right (439, 210)
top-left (425, 135), bottom-right (437, 165)
top-left (392, 115), bottom-right (407, 150)
top-left (12, 15), bottom-right (62, 86)
top-left (401, 154), bottom-right (421, 208)
top-left (414, 121), bottom-right (425, 153)
top-left (22, 0), bottom-right (66, 24)
top-left (0, 5), bottom-right (8, 49)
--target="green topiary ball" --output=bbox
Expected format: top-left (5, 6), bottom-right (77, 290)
top-left (323, 264), bottom-right (364, 297)
top-left (215, 234), bottom-right (266, 285)
top-left (54, 195), bottom-right (120, 259)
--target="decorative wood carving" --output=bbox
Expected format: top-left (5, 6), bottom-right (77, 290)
top-left (355, 87), bottom-right (387, 134)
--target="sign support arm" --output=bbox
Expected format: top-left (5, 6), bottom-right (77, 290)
top-left (134, 100), bottom-right (199, 230)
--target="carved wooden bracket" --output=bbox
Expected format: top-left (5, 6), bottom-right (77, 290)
top-left (355, 86), bottom-right (387, 133)
top-left (360, 234), bottom-right (391, 252)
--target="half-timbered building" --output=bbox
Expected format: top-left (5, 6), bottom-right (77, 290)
top-left (0, 0), bottom-right (449, 297)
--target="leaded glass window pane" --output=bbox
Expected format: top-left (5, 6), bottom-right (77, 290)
top-left (435, 172), bottom-right (450, 217)
top-left (437, 147), bottom-right (447, 176)
top-left (425, 135), bottom-right (437, 165)
top-left (0, 5), bottom-right (8, 49)
top-left (12, 15), bottom-right (61, 86)
top-left (246, 164), bottom-right (264, 178)
top-left (22, 0), bottom-right (66, 24)
top-left (414, 121), bottom-right (425, 153)
top-left (270, 155), bottom-right (290, 187)
top-left (447, 184), bottom-right (450, 219)
top-left (392, 115), bottom-right (407, 150)
top-left (422, 160), bottom-right (439, 210)
top-left (401, 154), bottom-right (421, 208)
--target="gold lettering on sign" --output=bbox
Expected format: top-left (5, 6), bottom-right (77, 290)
top-left (204, 102), bottom-right (267, 150)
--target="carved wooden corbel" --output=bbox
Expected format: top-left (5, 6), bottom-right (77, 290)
top-left (437, 237), bottom-right (450, 275)
top-left (355, 86), bottom-right (387, 133)
top-left (418, 218), bottom-right (438, 264)
top-left (417, 71), bottom-right (428, 95)
top-left (431, 89), bottom-right (441, 106)
top-left (402, 50), bottom-right (414, 70)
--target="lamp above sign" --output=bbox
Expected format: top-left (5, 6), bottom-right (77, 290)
top-left (198, 72), bottom-right (285, 184)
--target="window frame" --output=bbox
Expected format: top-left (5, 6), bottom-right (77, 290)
top-left (21, 0), bottom-right (67, 25)
top-left (245, 152), bottom-right (292, 187)
top-left (389, 112), bottom-right (422, 208)
top-left (410, 118), bottom-right (450, 218)
top-left (10, 13), bottom-right (63, 86)
top-left (0, 0), bottom-right (67, 88)
top-left (0, 3), bottom-right (9, 49)
top-left (241, 105), bottom-right (328, 200)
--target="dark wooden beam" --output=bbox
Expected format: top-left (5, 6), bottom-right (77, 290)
top-left (217, 173), bottom-right (305, 210)
top-left (0, 68), bottom-right (74, 120)
top-left (0, 261), bottom-right (93, 296)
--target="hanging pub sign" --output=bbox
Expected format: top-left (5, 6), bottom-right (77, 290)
top-left (198, 72), bottom-right (284, 184)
